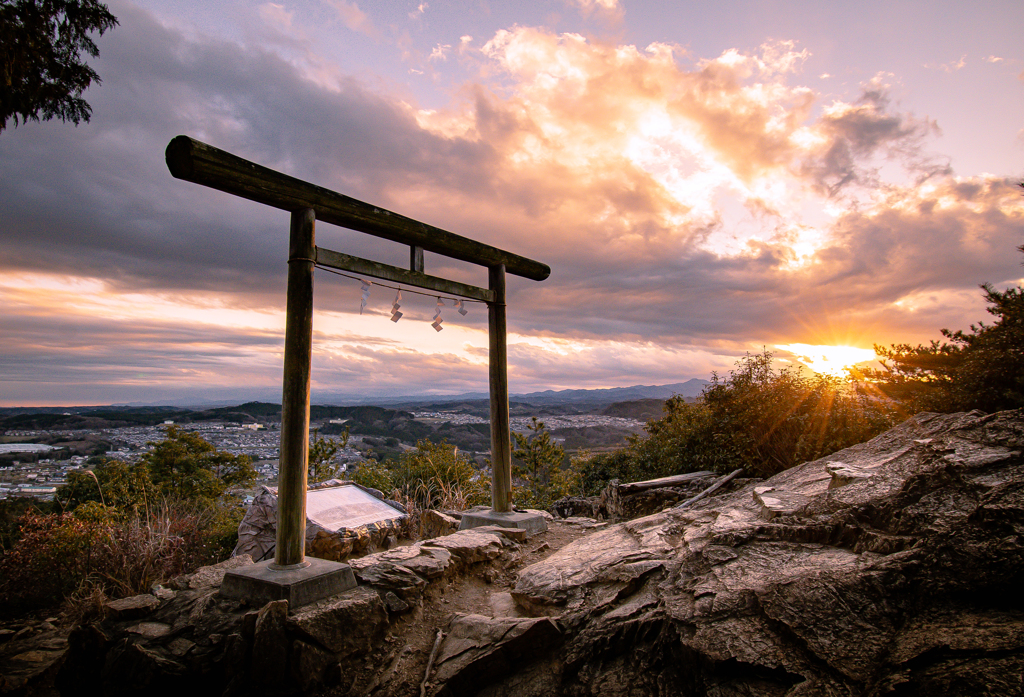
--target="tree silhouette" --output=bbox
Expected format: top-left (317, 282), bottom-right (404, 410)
top-left (1, 0), bottom-right (118, 132)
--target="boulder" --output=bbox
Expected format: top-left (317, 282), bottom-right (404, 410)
top-left (169, 554), bottom-right (253, 590)
top-left (420, 530), bottom-right (507, 565)
top-left (508, 410), bottom-right (1024, 695)
top-left (104, 594), bottom-right (160, 621)
top-left (250, 599), bottom-right (290, 691)
top-left (430, 614), bottom-right (563, 697)
top-left (286, 586), bottom-right (388, 656)
top-left (348, 560), bottom-right (427, 602)
top-left (421, 509), bottom-right (460, 539)
top-left (372, 544), bottom-right (454, 580)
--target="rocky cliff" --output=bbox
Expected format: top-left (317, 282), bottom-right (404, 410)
top-left (506, 409), bottom-right (1024, 695)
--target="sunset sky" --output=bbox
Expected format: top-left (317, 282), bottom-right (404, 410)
top-left (2, 0), bottom-right (1023, 407)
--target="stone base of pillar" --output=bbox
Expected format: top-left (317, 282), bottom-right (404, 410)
top-left (220, 557), bottom-right (356, 610)
top-left (458, 506), bottom-right (548, 535)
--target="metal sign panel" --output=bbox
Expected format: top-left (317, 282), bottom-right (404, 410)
top-left (302, 483), bottom-right (405, 531)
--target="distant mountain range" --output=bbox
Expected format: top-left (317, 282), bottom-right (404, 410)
top-left (369, 379), bottom-right (711, 408)
top-left (510, 379), bottom-right (711, 404)
top-left (0, 380), bottom-right (711, 415)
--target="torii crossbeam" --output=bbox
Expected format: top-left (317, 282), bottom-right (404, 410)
top-left (165, 136), bottom-right (550, 607)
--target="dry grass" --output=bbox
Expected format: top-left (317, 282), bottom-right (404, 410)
top-left (0, 501), bottom-right (238, 618)
top-left (392, 478), bottom-right (473, 540)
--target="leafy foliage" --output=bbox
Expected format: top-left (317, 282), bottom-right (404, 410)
top-left (308, 428), bottom-right (349, 484)
top-left (56, 458), bottom-right (154, 518)
top-left (0, 429), bottom-right (252, 616)
top-left (866, 247), bottom-right (1024, 414)
top-left (0, 0), bottom-right (118, 131)
top-left (512, 417), bottom-right (566, 508)
top-left (578, 351), bottom-right (898, 490)
top-left (141, 426), bottom-right (256, 502)
top-left (0, 503), bottom-right (236, 617)
top-left (350, 438), bottom-right (489, 509)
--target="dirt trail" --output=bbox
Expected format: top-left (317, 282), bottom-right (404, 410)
top-left (350, 518), bottom-right (595, 696)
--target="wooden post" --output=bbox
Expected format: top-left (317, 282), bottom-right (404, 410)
top-left (275, 208), bottom-right (316, 568)
top-left (410, 245), bottom-right (424, 273)
top-left (488, 264), bottom-right (512, 513)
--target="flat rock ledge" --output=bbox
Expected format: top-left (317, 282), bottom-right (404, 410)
top-left (41, 528), bottom-right (519, 697)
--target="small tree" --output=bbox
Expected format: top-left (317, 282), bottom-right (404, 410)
top-left (308, 428), bottom-right (349, 484)
top-left (57, 458), bottom-right (154, 518)
top-left (512, 418), bottom-right (565, 508)
top-left (142, 426), bottom-right (256, 503)
top-left (351, 438), bottom-right (487, 509)
top-left (1, 0), bottom-right (118, 131)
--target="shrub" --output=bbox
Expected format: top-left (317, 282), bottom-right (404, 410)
top-left (308, 429), bottom-right (349, 484)
top-left (577, 351), bottom-right (899, 491)
top-left (512, 418), bottom-right (566, 509)
top-left (350, 439), bottom-right (489, 510)
top-left (0, 502), bottom-right (239, 617)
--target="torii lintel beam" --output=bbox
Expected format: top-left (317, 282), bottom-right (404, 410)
top-left (165, 136), bottom-right (550, 282)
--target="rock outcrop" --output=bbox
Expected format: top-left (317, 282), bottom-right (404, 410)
top-left (34, 410), bottom-right (1024, 696)
top-left (506, 409), bottom-right (1024, 695)
top-left (51, 529), bottom-right (523, 697)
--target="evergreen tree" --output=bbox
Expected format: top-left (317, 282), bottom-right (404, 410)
top-left (868, 243), bottom-right (1024, 413)
top-left (512, 417), bottom-right (565, 507)
top-left (308, 428), bottom-right (349, 484)
top-left (142, 426), bottom-right (256, 502)
top-left (1, 0), bottom-right (118, 131)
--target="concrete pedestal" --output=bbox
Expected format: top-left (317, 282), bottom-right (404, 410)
top-left (220, 557), bottom-right (356, 609)
top-left (458, 506), bottom-right (548, 535)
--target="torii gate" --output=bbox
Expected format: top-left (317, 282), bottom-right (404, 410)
top-left (165, 136), bottom-right (550, 607)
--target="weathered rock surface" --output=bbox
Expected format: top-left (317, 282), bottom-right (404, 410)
top-left (419, 530), bottom-right (509, 566)
top-left (52, 524), bottom-right (525, 696)
top-left (430, 614), bottom-right (563, 697)
top-left (104, 594), bottom-right (160, 621)
top-left (553, 474), bottom-right (752, 521)
top-left (504, 409), bottom-right (1024, 695)
top-left (41, 410), bottom-right (1024, 696)
top-left (0, 621), bottom-right (68, 696)
top-left (168, 554), bottom-right (254, 591)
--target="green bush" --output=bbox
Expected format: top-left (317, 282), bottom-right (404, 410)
top-left (577, 351), bottom-right (899, 492)
top-left (0, 429), bottom-right (257, 617)
top-left (512, 418), bottom-right (566, 509)
top-left (351, 439), bottom-right (489, 509)
top-left (142, 426), bottom-right (256, 502)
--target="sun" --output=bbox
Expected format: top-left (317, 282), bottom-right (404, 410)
top-left (775, 343), bottom-right (877, 377)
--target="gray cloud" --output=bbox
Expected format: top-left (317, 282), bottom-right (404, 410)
top-left (2, 9), bottom-right (1022, 404)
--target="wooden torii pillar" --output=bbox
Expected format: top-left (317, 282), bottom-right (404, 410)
top-left (166, 136), bottom-right (550, 606)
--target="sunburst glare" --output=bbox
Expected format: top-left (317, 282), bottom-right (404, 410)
top-left (775, 343), bottom-right (877, 377)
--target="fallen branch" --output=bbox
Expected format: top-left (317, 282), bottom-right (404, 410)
top-left (421, 628), bottom-right (445, 697)
top-left (617, 470), bottom-right (716, 494)
top-left (673, 469), bottom-right (743, 510)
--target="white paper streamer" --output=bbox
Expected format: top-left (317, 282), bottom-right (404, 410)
top-left (359, 280), bottom-right (372, 314)
top-left (391, 289), bottom-right (403, 322)
top-left (453, 299), bottom-right (468, 316)
top-left (432, 297), bottom-right (444, 331)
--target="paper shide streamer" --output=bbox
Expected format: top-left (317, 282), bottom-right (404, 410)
top-left (432, 297), bottom-right (444, 332)
top-left (330, 270), bottom-right (472, 328)
top-left (359, 280), bottom-right (372, 314)
top-left (391, 289), bottom-right (403, 322)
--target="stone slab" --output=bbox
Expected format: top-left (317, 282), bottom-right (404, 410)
top-left (219, 557), bottom-right (356, 610)
top-left (458, 508), bottom-right (548, 535)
